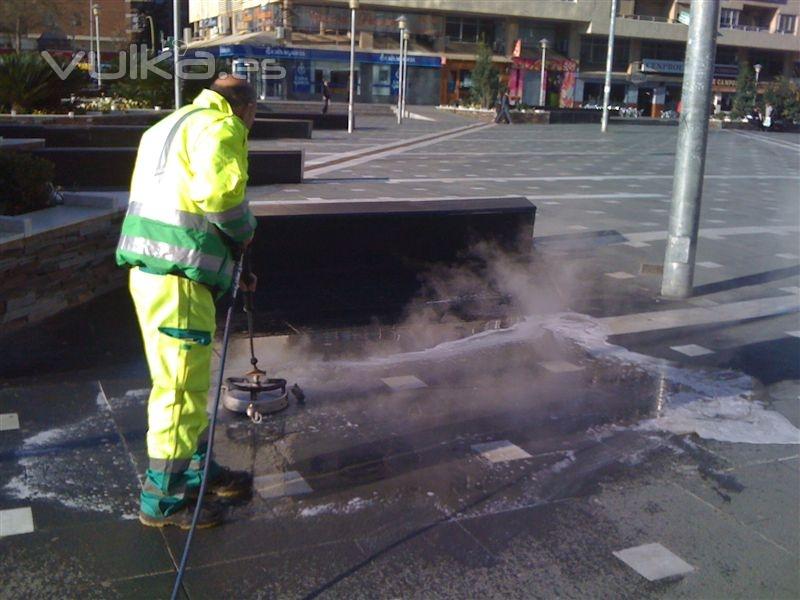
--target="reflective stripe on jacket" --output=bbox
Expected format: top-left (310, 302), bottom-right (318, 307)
top-left (116, 89), bottom-right (256, 293)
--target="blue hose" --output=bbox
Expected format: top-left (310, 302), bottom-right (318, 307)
top-left (170, 258), bottom-right (244, 600)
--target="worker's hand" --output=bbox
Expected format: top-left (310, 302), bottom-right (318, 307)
top-left (239, 272), bottom-right (257, 292)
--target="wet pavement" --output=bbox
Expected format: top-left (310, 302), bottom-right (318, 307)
top-left (1, 110), bottom-right (799, 599)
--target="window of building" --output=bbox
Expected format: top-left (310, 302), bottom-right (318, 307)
top-left (720, 8), bottom-right (740, 28)
top-left (715, 46), bottom-right (738, 66)
top-left (580, 36), bottom-right (630, 70)
top-left (778, 14), bottom-right (797, 34)
top-left (641, 40), bottom-right (685, 61)
top-left (445, 16), bottom-right (496, 44)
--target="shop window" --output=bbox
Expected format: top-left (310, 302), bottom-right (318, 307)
top-left (372, 64), bottom-right (393, 97)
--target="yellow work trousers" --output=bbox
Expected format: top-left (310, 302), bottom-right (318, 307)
top-left (129, 268), bottom-right (216, 516)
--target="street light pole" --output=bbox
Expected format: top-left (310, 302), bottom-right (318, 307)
top-left (539, 38), bottom-right (548, 107)
top-left (401, 30), bottom-right (409, 119)
top-left (88, 0), bottom-right (94, 79)
top-left (93, 4), bottom-right (101, 88)
top-left (754, 63), bottom-right (762, 85)
top-left (601, 0), bottom-right (618, 133)
top-left (348, 0), bottom-right (359, 134)
top-left (173, 0), bottom-right (182, 108)
top-left (661, 0), bottom-right (720, 298)
top-left (396, 15), bottom-right (407, 124)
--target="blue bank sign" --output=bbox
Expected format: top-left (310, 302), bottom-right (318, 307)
top-left (213, 44), bottom-right (442, 68)
top-left (641, 58), bottom-right (739, 78)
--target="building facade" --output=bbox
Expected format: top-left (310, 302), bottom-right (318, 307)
top-left (186, 0), bottom-right (799, 110)
top-left (0, 0), bottom-right (189, 60)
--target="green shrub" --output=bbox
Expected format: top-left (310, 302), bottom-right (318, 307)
top-left (0, 52), bottom-right (87, 113)
top-left (764, 76), bottom-right (800, 122)
top-left (730, 62), bottom-right (756, 119)
top-left (471, 40), bottom-right (499, 109)
top-left (0, 152), bottom-right (56, 216)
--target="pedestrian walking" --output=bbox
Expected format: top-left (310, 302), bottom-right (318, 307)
top-left (763, 103), bottom-right (774, 131)
top-left (322, 80), bottom-right (332, 115)
top-left (494, 91), bottom-right (513, 124)
top-left (116, 75), bottom-right (259, 529)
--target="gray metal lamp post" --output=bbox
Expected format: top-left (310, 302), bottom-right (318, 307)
top-left (401, 30), bottom-right (410, 118)
top-left (92, 3), bottom-right (101, 88)
top-left (539, 38), bottom-right (549, 107)
top-left (348, 0), bottom-right (359, 134)
top-left (660, 0), bottom-right (720, 298)
top-left (754, 63), bottom-right (762, 84)
top-left (397, 15), bottom-right (407, 124)
top-left (88, 0), bottom-right (94, 80)
top-left (601, 0), bottom-right (618, 132)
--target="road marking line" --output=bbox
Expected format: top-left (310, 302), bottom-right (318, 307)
top-left (385, 174), bottom-right (799, 184)
top-left (670, 344), bottom-right (714, 357)
top-left (472, 440), bottom-right (532, 463)
top-left (779, 287), bottom-right (800, 295)
top-left (600, 295), bottom-right (798, 335)
top-left (0, 507), bottom-right (34, 537)
top-left (787, 331), bottom-right (800, 338)
top-left (696, 261), bottom-right (723, 268)
top-left (0, 413), bottom-right (20, 431)
top-left (606, 271), bottom-right (636, 279)
top-left (728, 130), bottom-right (800, 152)
top-left (776, 253), bottom-right (800, 260)
top-left (623, 241), bottom-right (650, 248)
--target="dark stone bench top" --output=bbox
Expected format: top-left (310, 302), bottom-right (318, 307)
top-left (249, 196), bottom-right (536, 218)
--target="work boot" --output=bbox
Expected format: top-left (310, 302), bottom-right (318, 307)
top-left (207, 466), bottom-right (253, 499)
top-left (138, 500), bottom-right (224, 530)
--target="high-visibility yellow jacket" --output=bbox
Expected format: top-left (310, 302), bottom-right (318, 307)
top-left (116, 89), bottom-right (256, 293)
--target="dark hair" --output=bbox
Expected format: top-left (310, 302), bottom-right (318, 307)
top-left (209, 80), bottom-right (257, 109)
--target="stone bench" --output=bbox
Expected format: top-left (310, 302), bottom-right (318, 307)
top-left (0, 118), bottom-right (313, 146)
top-left (31, 148), bottom-right (304, 188)
top-left (246, 196), bottom-right (536, 323)
top-left (257, 111), bottom-right (349, 130)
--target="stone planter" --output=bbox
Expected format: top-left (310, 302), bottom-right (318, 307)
top-left (0, 193), bottom-right (127, 336)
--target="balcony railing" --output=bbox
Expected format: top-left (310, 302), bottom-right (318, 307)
top-left (719, 23), bottom-right (770, 32)
top-left (619, 14), bottom-right (678, 24)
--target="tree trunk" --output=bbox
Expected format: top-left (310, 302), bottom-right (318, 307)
top-left (14, 15), bottom-right (21, 54)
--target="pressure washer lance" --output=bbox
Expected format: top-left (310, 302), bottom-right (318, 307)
top-left (220, 255), bottom-right (302, 422)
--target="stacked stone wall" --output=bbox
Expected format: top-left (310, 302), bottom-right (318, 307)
top-left (0, 211), bottom-right (125, 336)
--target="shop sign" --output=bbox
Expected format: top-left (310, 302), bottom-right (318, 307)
top-left (215, 44), bottom-right (441, 68)
top-left (641, 59), bottom-right (683, 74)
top-left (641, 58), bottom-right (739, 78)
top-left (293, 61), bottom-right (311, 93)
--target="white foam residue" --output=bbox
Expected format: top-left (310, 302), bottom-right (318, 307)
top-left (299, 503), bottom-right (335, 517)
top-left (23, 426), bottom-right (67, 448)
top-left (637, 396), bottom-right (800, 445)
top-left (298, 497), bottom-right (372, 518)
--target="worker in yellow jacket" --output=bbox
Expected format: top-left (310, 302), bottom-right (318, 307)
top-left (117, 76), bottom-right (258, 529)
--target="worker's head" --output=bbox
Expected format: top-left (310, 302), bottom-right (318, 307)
top-left (210, 75), bottom-right (258, 130)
